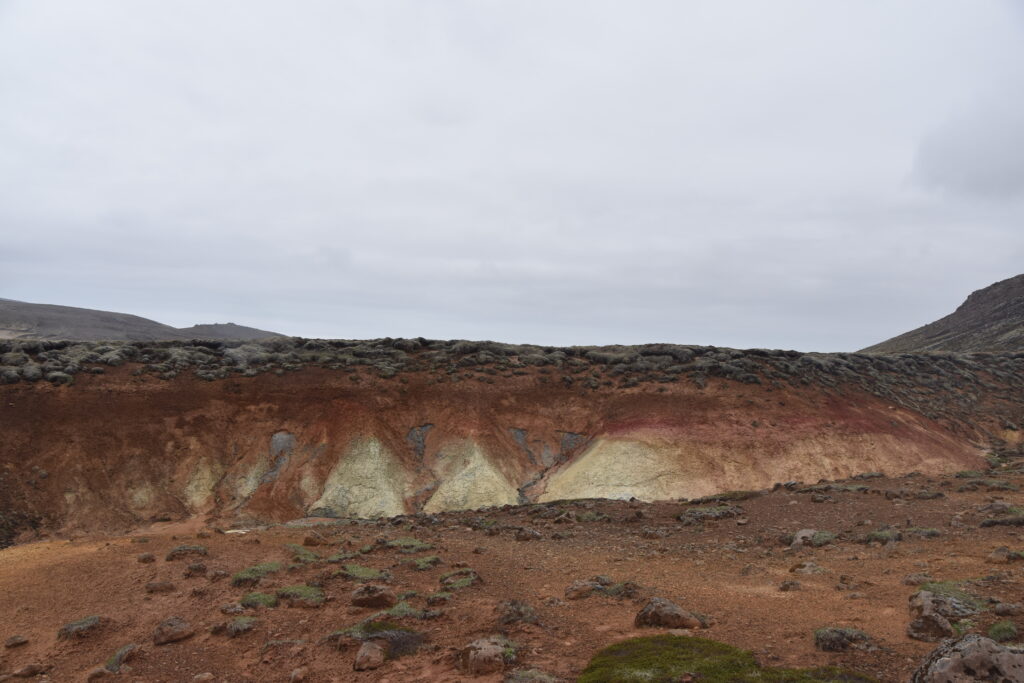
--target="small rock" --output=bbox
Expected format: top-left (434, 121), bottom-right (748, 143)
top-left (165, 545), bottom-right (207, 561)
top-left (634, 597), bottom-right (707, 629)
top-left (184, 562), bottom-right (207, 578)
top-left (995, 602), bottom-right (1023, 616)
top-left (814, 627), bottom-right (870, 652)
top-left (779, 581), bottom-right (801, 592)
top-left (57, 615), bottom-right (106, 640)
top-left (789, 561), bottom-right (824, 574)
top-left (903, 573), bottom-right (932, 586)
top-left (457, 636), bottom-right (514, 675)
top-left (4, 636), bottom-right (28, 648)
top-left (192, 674), bottom-right (215, 682)
top-left (85, 666), bottom-right (112, 680)
top-left (153, 616), bottom-right (194, 645)
top-left (11, 664), bottom-right (45, 678)
top-left (515, 528), bottom-right (542, 541)
top-left (351, 584), bottom-right (397, 608)
top-left (290, 666), bottom-right (309, 682)
top-left (565, 580), bottom-right (600, 600)
top-left (145, 581), bottom-right (176, 594)
top-left (353, 640), bottom-right (387, 671)
top-left (137, 553), bottom-right (156, 564)
top-left (986, 546), bottom-right (1020, 564)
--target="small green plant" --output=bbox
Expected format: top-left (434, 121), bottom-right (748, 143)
top-left (231, 562), bottom-right (282, 587)
top-left (386, 537), bottom-right (433, 553)
top-left (240, 592), bottom-right (278, 608)
top-left (276, 584), bottom-right (325, 606)
top-left (284, 544), bottom-right (319, 563)
top-left (864, 528), bottom-right (902, 544)
top-left (440, 567), bottom-right (481, 590)
top-left (326, 549), bottom-right (358, 563)
top-left (952, 619), bottom-right (975, 636)
top-left (919, 581), bottom-right (986, 610)
top-left (809, 531), bottom-right (836, 547)
top-left (988, 620), bottom-right (1018, 642)
top-left (337, 564), bottom-right (390, 582)
top-left (408, 555), bottom-right (441, 570)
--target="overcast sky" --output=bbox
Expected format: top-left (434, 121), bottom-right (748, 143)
top-left (2, 1), bottom-right (1023, 351)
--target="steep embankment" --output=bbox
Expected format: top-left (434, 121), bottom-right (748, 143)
top-left (3, 334), bottom-right (1022, 542)
top-left (863, 273), bottom-right (1024, 353)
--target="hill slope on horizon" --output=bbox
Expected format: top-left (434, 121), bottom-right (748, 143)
top-left (0, 298), bottom-right (283, 341)
top-left (861, 274), bottom-right (1024, 354)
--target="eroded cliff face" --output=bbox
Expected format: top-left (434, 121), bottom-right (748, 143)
top-left (0, 363), bottom-right (991, 538)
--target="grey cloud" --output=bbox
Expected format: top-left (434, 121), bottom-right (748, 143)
top-left (1, 1), bottom-right (1023, 351)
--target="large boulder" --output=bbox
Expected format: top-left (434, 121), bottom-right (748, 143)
top-left (634, 597), bottom-right (707, 629)
top-left (910, 634), bottom-right (1024, 682)
top-left (907, 591), bottom-right (977, 642)
top-left (457, 636), bottom-right (515, 675)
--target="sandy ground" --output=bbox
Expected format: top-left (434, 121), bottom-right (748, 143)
top-left (2, 468), bottom-right (1024, 682)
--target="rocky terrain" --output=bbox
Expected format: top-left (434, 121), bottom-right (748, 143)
top-left (2, 302), bottom-right (1024, 679)
top-left (0, 299), bottom-right (282, 342)
top-left (862, 274), bottom-right (1024, 354)
top-left (3, 465), bottom-right (1024, 681)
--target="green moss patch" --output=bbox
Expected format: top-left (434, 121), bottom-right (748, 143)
top-left (231, 562), bottom-right (283, 587)
top-left (326, 550), bottom-right (358, 563)
top-left (408, 555), bottom-right (441, 570)
top-left (809, 531), bottom-right (836, 547)
top-left (336, 564), bottom-right (391, 582)
top-left (240, 592), bottom-right (278, 608)
top-left (863, 528), bottom-right (902, 544)
top-left (284, 543), bottom-right (320, 563)
top-left (386, 537), bottom-right (434, 553)
top-left (578, 635), bottom-right (876, 682)
top-left (440, 567), bottom-right (481, 590)
top-left (919, 581), bottom-right (986, 610)
top-left (276, 584), bottom-right (325, 607)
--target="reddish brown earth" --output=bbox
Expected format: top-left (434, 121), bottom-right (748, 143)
top-left (2, 467), bottom-right (1024, 682)
top-left (0, 365), bottom-right (994, 538)
top-left (1, 349), bottom-right (1022, 681)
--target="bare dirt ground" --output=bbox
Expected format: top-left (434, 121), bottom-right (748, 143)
top-left (2, 467), bottom-right (1024, 682)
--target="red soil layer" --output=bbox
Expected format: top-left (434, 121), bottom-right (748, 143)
top-left (0, 365), bottom-right (985, 539)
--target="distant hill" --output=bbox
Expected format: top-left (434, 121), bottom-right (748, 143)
top-left (0, 298), bottom-right (284, 342)
top-left (861, 274), bottom-right (1024, 353)
top-left (177, 322), bottom-right (284, 342)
